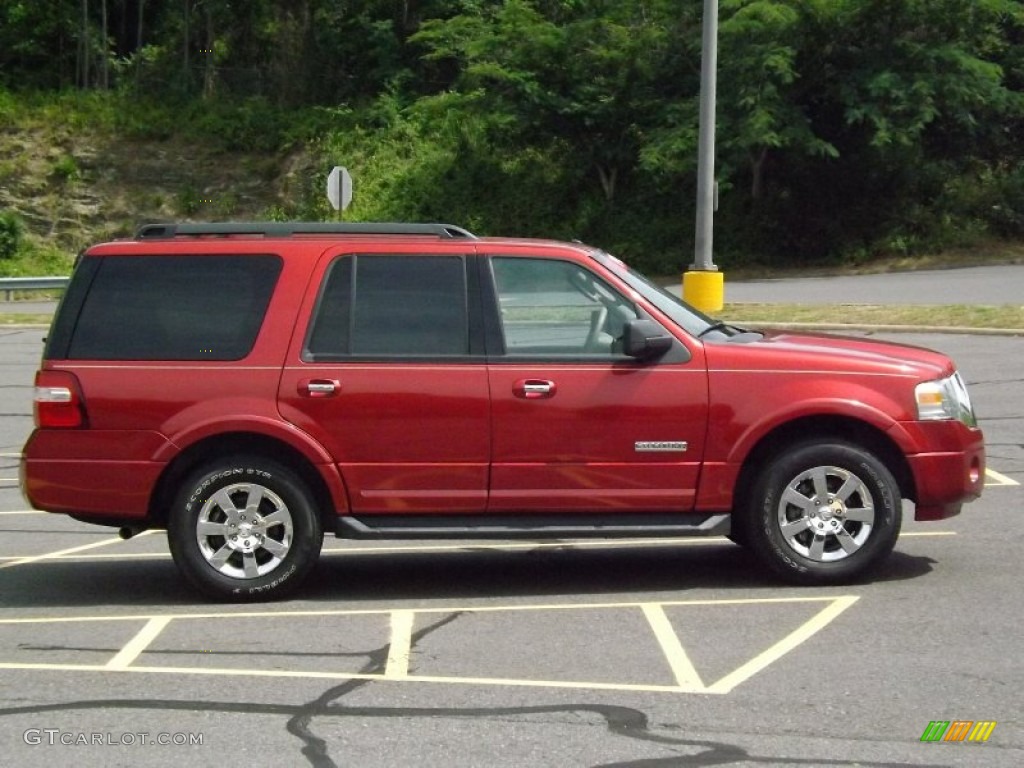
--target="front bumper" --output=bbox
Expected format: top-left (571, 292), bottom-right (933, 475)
top-left (898, 421), bottom-right (985, 521)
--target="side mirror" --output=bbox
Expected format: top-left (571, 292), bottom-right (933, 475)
top-left (623, 318), bottom-right (674, 360)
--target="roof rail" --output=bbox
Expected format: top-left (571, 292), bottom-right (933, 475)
top-left (135, 222), bottom-right (477, 240)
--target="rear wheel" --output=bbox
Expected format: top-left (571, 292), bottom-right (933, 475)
top-left (168, 456), bottom-right (323, 601)
top-left (741, 441), bottom-right (901, 584)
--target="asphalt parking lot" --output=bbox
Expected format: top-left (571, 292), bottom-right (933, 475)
top-left (0, 327), bottom-right (1021, 767)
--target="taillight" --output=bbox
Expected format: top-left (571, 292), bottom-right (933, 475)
top-left (33, 370), bottom-right (86, 428)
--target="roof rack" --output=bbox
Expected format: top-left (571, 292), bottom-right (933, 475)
top-left (135, 222), bottom-right (477, 240)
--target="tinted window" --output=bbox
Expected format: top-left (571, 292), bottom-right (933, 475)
top-left (67, 255), bottom-right (281, 360)
top-left (306, 255), bottom-right (469, 358)
top-left (491, 257), bottom-right (638, 357)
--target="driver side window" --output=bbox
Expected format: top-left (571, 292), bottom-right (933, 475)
top-left (491, 257), bottom-right (638, 357)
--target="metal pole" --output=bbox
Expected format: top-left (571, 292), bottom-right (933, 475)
top-left (692, 0), bottom-right (719, 272)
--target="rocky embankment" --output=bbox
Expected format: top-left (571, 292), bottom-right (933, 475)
top-left (0, 122), bottom-right (316, 253)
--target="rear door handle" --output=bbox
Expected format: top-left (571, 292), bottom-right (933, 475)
top-left (514, 379), bottom-right (556, 399)
top-left (298, 378), bottom-right (340, 398)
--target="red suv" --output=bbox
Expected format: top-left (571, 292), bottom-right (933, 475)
top-left (21, 222), bottom-right (985, 600)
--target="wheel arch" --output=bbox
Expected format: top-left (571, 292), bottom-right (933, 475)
top-left (733, 415), bottom-right (916, 514)
top-left (148, 431), bottom-right (344, 530)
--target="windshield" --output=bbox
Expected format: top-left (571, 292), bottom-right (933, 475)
top-left (590, 251), bottom-right (728, 337)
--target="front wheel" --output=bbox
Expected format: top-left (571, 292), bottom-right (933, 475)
top-left (168, 456), bottom-right (323, 601)
top-left (741, 442), bottom-right (901, 585)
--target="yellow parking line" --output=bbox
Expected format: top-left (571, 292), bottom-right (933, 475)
top-left (0, 534), bottom-right (147, 570)
top-left (985, 468), bottom-right (1019, 487)
top-left (384, 610), bottom-right (415, 679)
top-left (641, 604), bottom-right (704, 691)
top-left (0, 596), bottom-right (855, 626)
top-left (705, 595), bottom-right (859, 694)
top-left (0, 510), bottom-right (46, 516)
top-left (106, 616), bottom-right (172, 669)
top-left (0, 661), bottom-right (694, 694)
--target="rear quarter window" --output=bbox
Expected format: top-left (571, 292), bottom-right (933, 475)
top-left (53, 254), bottom-right (282, 361)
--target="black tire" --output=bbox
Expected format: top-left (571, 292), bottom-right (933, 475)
top-left (168, 456), bottom-right (323, 601)
top-left (740, 441), bottom-right (901, 585)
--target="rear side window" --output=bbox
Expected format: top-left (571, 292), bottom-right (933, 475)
top-left (63, 255), bottom-right (281, 360)
top-left (306, 255), bottom-right (469, 359)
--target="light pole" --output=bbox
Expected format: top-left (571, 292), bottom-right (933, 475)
top-left (683, 0), bottom-right (725, 312)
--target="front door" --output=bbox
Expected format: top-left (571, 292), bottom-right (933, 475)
top-left (485, 255), bottom-right (708, 513)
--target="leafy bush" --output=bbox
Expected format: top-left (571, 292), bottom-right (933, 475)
top-left (0, 211), bottom-right (24, 260)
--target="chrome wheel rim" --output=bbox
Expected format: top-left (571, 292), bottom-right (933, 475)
top-left (195, 483), bottom-right (294, 579)
top-left (776, 465), bottom-right (875, 562)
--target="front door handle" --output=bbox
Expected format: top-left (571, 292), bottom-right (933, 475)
top-left (298, 378), bottom-right (340, 398)
top-left (513, 379), bottom-right (557, 399)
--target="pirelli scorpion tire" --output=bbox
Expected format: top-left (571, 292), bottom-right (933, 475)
top-left (742, 441), bottom-right (901, 585)
top-left (168, 456), bottom-right (324, 601)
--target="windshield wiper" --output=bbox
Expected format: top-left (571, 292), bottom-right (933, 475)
top-left (697, 321), bottom-right (732, 338)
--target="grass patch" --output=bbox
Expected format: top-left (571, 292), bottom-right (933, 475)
top-left (721, 303), bottom-right (1024, 330)
top-left (0, 237), bottom-right (74, 277)
top-left (0, 313), bottom-right (52, 325)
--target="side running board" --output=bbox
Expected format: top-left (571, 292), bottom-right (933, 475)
top-left (334, 514), bottom-right (730, 540)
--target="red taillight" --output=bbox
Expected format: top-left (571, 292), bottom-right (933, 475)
top-left (33, 370), bottom-right (86, 428)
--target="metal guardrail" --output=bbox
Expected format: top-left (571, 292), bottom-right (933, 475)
top-left (0, 276), bottom-right (69, 301)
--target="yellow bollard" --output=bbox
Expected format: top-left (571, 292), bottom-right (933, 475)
top-left (683, 269), bottom-right (724, 313)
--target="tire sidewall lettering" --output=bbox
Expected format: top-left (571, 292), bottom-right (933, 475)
top-left (185, 467), bottom-right (275, 512)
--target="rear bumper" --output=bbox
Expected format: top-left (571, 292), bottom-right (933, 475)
top-left (21, 457), bottom-right (163, 519)
top-left (901, 423), bottom-right (985, 521)
top-left (21, 429), bottom-right (170, 520)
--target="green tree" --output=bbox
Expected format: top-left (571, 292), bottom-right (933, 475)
top-left (412, 0), bottom-right (678, 208)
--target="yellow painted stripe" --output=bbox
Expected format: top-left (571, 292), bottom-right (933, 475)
top-left (0, 595), bottom-right (859, 625)
top-left (0, 661), bottom-right (698, 695)
top-left (641, 604), bottom-right (704, 691)
top-left (985, 468), bottom-right (1019, 487)
top-left (0, 535), bottom-right (137, 570)
top-left (106, 616), bottom-right (172, 669)
top-left (0, 510), bottom-right (46, 516)
top-left (705, 595), bottom-right (860, 694)
top-left (384, 610), bottom-right (415, 679)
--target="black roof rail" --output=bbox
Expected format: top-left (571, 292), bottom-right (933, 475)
top-left (135, 222), bottom-right (477, 240)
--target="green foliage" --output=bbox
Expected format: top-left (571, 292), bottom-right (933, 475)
top-left (0, 210), bottom-right (25, 260)
top-left (50, 154), bottom-right (80, 183)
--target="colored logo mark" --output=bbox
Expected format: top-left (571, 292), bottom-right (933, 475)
top-left (920, 720), bottom-right (996, 743)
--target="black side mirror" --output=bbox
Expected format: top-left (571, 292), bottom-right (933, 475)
top-left (623, 318), bottom-right (674, 360)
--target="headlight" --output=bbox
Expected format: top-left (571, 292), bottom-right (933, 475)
top-left (915, 371), bottom-right (977, 427)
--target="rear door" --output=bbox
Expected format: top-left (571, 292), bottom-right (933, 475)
top-left (278, 246), bottom-right (490, 514)
top-left (484, 254), bottom-right (709, 513)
